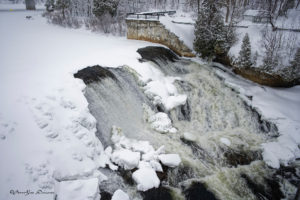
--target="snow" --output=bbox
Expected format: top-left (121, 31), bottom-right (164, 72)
top-left (182, 132), bottom-right (196, 142)
top-left (158, 154), bottom-right (181, 168)
top-left (111, 149), bottom-right (140, 170)
top-left (159, 12), bottom-right (195, 50)
top-left (229, 24), bottom-right (265, 66)
top-left (230, 9), bottom-right (300, 67)
top-left (108, 126), bottom-right (181, 190)
top-left (149, 112), bottom-right (177, 133)
top-left (132, 167), bottom-right (160, 191)
top-left (0, 8), bottom-right (182, 199)
top-left (220, 137), bottom-right (231, 146)
top-left (212, 63), bottom-right (300, 169)
top-left (144, 77), bottom-right (187, 111)
top-left (111, 189), bottom-right (130, 200)
top-left (54, 178), bottom-right (100, 200)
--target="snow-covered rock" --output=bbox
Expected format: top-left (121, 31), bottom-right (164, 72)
top-left (111, 189), bottom-right (130, 200)
top-left (150, 160), bottom-right (163, 172)
top-left (149, 112), bottom-right (177, 133)
top-left (54, 178), bottom-right (100, 200)
top-left (182, 132), bottom-right (196, 142)
top-left (132, 167), bottom-right (160, 191)
top-left (144, 77), bottom-right (187, 111)
top-left (111, 148), bottom-right (140, 170)
top-left (111, 126), bottom-right (155, 153)
top-left (158, 154), bottom-right (181, 168)
top-left (220, 137), bottom-right (231, 146)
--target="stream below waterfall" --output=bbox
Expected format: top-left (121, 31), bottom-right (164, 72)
top-left (74, 46), bottom-right (299, 200)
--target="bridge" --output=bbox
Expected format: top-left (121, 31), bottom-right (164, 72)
top-left (125, 11), bottom-right (195, 57)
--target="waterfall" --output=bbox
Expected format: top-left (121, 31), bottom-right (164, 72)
top-left (74, 47), bottom-right (298, 200)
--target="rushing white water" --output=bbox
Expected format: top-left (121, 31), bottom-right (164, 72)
top-left (75, 47), bottom-right (298, 200)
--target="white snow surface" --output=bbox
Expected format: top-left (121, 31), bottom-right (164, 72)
top-left (132, 167), bottom-right (160, 191)
top-left (111, 149), bottom-right (141, 170)
top-left (159, 12), bottom-right (195, 50)
top-left (54, 178), bottom-right (100, 200)
top-left (211, 62), bottom-right (300, 169)
top-left (111, 189), bottom-right (130, 200)
top-left (149, 112), bottom-right (177, 133)
top-left (144, 76), bottom-right (187, 111)
top-left (0, 9), bottom-right (184, 199)
top-left (158, 154), bottom-right (182, 168)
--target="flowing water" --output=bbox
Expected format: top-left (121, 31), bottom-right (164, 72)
top-left (74, 47), bottom-right (299, 200)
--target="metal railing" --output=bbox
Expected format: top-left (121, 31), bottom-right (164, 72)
top-left (126, 11), bottom-right (176, 21)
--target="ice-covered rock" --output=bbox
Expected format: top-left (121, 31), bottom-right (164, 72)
top-left (150, 160), bottom-right (163, 172)
top-left (142, 145), bottom-right (165, 161)
top-left (143, 77), bottom-right (187, 111)
top-left (111, 189), bottom-right (130, 200)
top-left (220, 137), bottom-right (231, 146)
top-left (149, 112), bottom-right (177, 133)
top-left (158, 154), bottom-right (181, 168)
top-left (54, 178), bottom-right (100, 200)
top-left (182, 132), bottom-right (196, 142)
top-left (132, 167), bottom-right (160, 191)
top-left (111, 148), bottom-right (140, 170)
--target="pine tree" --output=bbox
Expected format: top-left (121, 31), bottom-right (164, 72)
top-left (237, 33), bottom-right (252, 68)
top-left (93, 0), bottom-right (119, 18)
top-left (193, 0), bottom-right (235, 59)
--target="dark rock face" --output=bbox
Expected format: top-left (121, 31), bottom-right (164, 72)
top-left (241, 174), bottom-right (284, 200)
top-left (100, 191), bottom-right (112, 200)
top-left (224, 150), bottom-right (262, 167)
top-left (141, 187), bottom-right (173, 200)
top-left (233, 67), bottom-right (300, 87)
top-left (183, 182), bottom-right (218, 200)
top-left (137, 46), bottom-right (179, 65)
top-left (74, 65), bottom-right (116, 84)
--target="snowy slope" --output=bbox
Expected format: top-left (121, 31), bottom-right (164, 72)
top-left (159, 12), bottom-right (195, 50)
top-left (0, 9), bottom-right (159, 200)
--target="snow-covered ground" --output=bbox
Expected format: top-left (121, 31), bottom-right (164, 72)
top-left (0, 9), bottom-right (182, 200)
top-left (230, 9), bottom-right (300, 67)
top-left (159, 12), bottom-right (195, 50)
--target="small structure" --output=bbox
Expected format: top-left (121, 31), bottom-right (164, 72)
top-left (243, 10), bottom-right (269, 23)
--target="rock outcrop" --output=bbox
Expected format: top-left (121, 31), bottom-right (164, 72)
top-left (126, 19), bottom-right (195, 58)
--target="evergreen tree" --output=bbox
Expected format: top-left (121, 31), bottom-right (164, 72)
top-left (237, 33), bottom-right (252, 68)
top-left (45, 0), bottom-right (55, 12)
top-left (93, 0), bottom-right (119, 18)
top-left (193, 0), bottom-right (235, 59)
